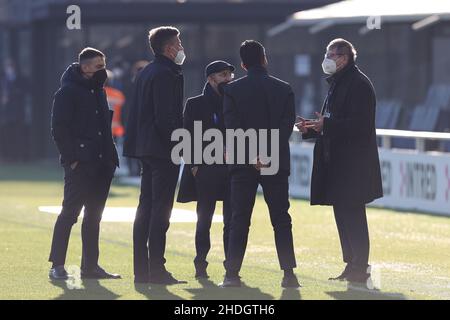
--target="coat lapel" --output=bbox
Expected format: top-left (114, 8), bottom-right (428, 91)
top-left (324, 64), bottom-right (358, 117)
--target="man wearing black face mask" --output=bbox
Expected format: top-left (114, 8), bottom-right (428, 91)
top-left (48, 47), bottom-right (120, 280)
top-left (177, 61), bottom-right (234, 279)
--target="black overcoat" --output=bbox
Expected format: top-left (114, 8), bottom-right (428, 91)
top-left (123, 55), bottom-right (184, 160)
top-left (303, 63), bottom-right (383, 205)
top-left (51, 63), bottom-right (119, 166)
top-left (177, 83), bottom-right (228, 203)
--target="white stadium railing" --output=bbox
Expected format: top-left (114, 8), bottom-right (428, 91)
top-left (376, 129), bottom-right (450, 152)
top-left (290, 128), bottom-right (450, 216)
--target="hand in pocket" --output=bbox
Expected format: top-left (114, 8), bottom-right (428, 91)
top-left (70, 161), bottom-right (79, 170)
top-left (191, 166), bottom-right (199, 177)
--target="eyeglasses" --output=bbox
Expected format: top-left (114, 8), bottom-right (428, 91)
top-left (324, 53), bottom-right (344, 59)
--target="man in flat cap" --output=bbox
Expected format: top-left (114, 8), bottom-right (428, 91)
top-left (177, 60), bottom-right (235, 279)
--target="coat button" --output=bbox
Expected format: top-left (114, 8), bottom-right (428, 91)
top-left (99, 154), bottom-right (103, 159)
top-left (95, 110), bottom-right (99, 114)
top-left (98, 131), bottom-right (102, 136)
top-left (80, 144), bottom-right (85, 148)
top-left (91, 89), bottom-right (94, 94)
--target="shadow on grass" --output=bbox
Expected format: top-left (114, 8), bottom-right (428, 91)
top-left (326, 282), bottom-right (407, 300)
top-left (280, 288), bottom-right (302, 300)
top-left (134, 283), bottom-right (184, 300)
top-left (50, 279), bottom-right (121, 300)
top-left (184, 278), bottom-right (275, 300)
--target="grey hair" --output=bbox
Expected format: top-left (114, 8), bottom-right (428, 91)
top-left (327, 38), bottom-right (357, 62)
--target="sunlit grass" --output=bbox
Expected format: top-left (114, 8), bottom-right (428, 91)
top-left (0, 163), bottom-right (449, 300)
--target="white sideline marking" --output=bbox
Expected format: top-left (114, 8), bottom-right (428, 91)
top-left (38, 206), bottom-right (223, 223)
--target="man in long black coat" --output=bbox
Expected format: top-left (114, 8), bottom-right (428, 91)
top-left (177, 61), bottom-right (235, 279)
top-left (297, 38), bottom-right (383, 284)
top-left (49, 48), bottom-right (120, 280)
top-left (219, 41), bottom-right (299, 288)
top-left (123, 26), bottom-right (186, 285)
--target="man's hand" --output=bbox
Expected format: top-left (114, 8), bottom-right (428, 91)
top-left (70, 161), bottom-right (79, 170)
top-left (191, 166), bottom-right (199, 177)
top-left (295, 116), bottom-right (308, 134)
top-left (304, 112), bottom-right (324, 133)
top-left (252, 157), bottom-right (270, 171)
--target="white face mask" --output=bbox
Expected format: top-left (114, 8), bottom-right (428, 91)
top-left (322, 58), bottom-right (337, 75)
top-left (174, 49), bottom-right (186, 65)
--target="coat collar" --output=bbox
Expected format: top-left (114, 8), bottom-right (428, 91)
top-left (203, 82), bottom-right (222, 110)
top-left (154, 54), bottom-right (182, 74)
top-left (61, 63), bottom-right (98, 90)
top-left (326, 62), bottom-right (357, 85)
top-left (247, 65), bottom-right (268, 77)
top-left (321, 63), bottom-right (358, 115)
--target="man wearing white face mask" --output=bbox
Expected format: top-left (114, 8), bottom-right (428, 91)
top-left (296, 38), bottom-right (383, 285)
top-left (124, 26), bottom-right (186, 285)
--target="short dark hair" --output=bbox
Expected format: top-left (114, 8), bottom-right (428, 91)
top-left (78, 47), bottom-right (105, 65)
top-left (240, 40), bottom-right (265, 69)
top-left (327, 38), bottom-right (357, 63)
top-left (148, 26), bottom-right (180, 55)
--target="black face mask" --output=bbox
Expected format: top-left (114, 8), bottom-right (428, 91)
top-left (92, 68), bottom-right (107, 87)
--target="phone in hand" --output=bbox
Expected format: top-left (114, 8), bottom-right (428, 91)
top-left (296, 116), bottom-right (318, 123)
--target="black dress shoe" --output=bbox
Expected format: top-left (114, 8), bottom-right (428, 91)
top-left (49, 266), bottom-right (69, 280)
top-left (346, 270), bottom-right (371, 284)
top-left (218, 276), bottom-right (242, 288)
top-left (81, 266), bottom-right (121, 279)
top-left (329, 265), bottom-right (352, 281)
top-left (149, 271), bottom-right (187, 285)
top-left (281, 274), bottom-right (301, 289)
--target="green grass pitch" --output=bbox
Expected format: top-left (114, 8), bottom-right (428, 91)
top-left (0, 163), bottom-right (449, 300)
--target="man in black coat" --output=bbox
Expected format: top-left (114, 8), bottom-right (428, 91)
top-left (177, 61), bottom-right (235, 279)
top-left (123, 26), bottom-right (186, 285)
top-left (48, 48), bottom-right (120, 280)
top-left (297, 38), bottom-right (383, 284)
top-left (219, 41), bottom-right (300, 288)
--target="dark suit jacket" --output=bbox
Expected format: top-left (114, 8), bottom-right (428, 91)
top-left (123, 54), bottom-right (184, 160)
top-left (51, 63), bottom-right (119, 166)
top-left (223, 66), bottom-right (295, 174)
top-left (302, 63), bottom-right (383, 205)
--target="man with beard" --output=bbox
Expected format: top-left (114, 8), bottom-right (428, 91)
top-left (49, 47), bottom-right (120, 280)
top-left (220, 41), bottom-right (299, 288)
